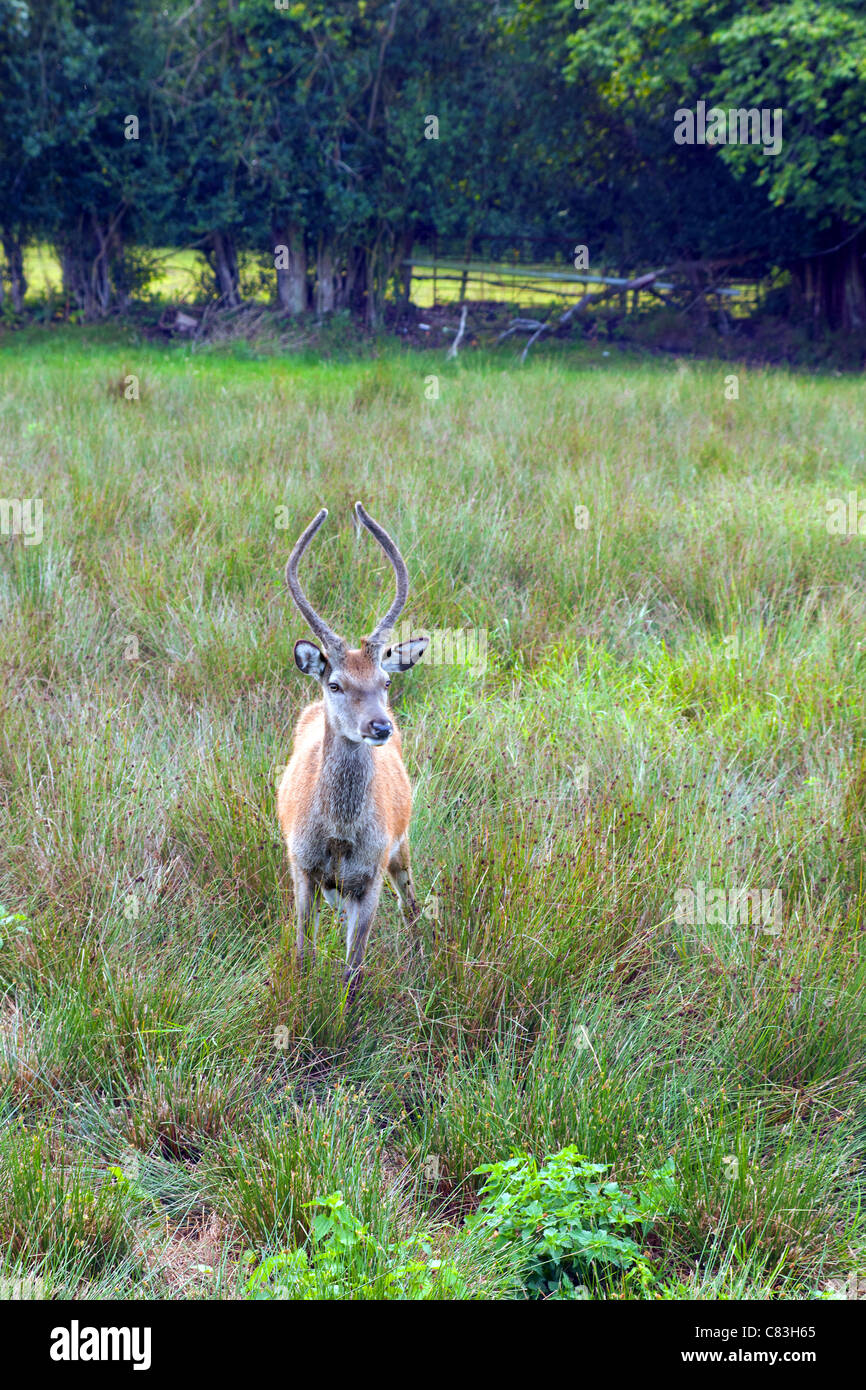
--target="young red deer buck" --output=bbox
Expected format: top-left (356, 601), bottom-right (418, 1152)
top-left (277, 503), bottom-right (429, 996)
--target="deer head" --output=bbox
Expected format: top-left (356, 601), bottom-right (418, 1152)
top-left (285, 503), bottom-right (428, 745)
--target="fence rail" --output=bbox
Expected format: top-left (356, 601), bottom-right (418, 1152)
top-left (404, 257), bottom-right (744, 309)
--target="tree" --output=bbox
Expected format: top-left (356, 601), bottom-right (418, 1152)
top-left (0, 0), bottom-right (58, 309)
top-left (713, 3), bottom-right (866, 329)
top-left (563, 0), bottom-right (866, 328)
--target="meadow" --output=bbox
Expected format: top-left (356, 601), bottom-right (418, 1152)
top-left (0, 323), bottom-right (864, 1299)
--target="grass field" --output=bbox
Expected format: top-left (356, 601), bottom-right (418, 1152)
top-left (0, 324), bottom-right (865, 1300)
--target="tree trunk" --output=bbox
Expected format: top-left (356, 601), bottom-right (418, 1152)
top-left (687, 263), bottom-right (709, 330)
top-left (343, 246), bottom-right (366, 317)
top-left (333, 244), bottom-right (347, 311)
top-left (59, 213), bottom-right (125, 319)
top-left (366, 243), bottom-right (380, 330)
top-left (315, 239), bottom-right (335, 314)
top-left (1, 232), bottom-right (27, 312)
top-left (459, 232), bottom-right (473, 303)
top-left (364, 232), bottom-right (402, 330)
top-left (793, 231), bottom-right (866, 331)
top-left (90, 215), bottom-right (113, 316)
top-left (60, 236), bottom-right (106, 319)
top-left (210, 230), bottom-right (241, 308)
top-left (397, 227), bottom-right (414, 308)
top-left (365, 245), bottom-right (378, 329)
top-left (274, 224), bottom-right (307, 314)
top-left (61, 242), bottom-right (91, 316)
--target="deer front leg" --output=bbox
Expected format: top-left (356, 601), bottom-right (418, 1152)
top-left (292, 866), bottom-right (318, 971)
top-left (387, 835), bottom-right (421, 927)
top-left (343, 873), bottom-right (384, 1000)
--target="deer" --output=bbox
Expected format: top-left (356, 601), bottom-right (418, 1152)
top-left (277, 503), bottom-right (429, 997)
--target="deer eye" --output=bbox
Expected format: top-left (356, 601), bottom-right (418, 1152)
top-left (384, 679), bottom-right (391, 689)
top-left (328, 682), bottom-right (342, 694)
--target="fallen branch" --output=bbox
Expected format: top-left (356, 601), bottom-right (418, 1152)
top-left (446, 303), bottom-right (468, 359)
top-left (498, 270), bottom-right (670, 361)
top-left (520, 320), bottom-right (551, 364)
top-left (496, 317), bottom-right (545, 344)
top-left (557, 271), bottom-right (666, 328)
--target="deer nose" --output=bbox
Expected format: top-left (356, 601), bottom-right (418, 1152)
top-left (367, 719), bottom-right (392, 742)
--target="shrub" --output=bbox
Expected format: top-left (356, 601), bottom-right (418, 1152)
top-left (467, 1147), bottom-right (675, 1299)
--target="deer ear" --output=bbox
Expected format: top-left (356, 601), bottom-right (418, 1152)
top-left (381, 638), bottom-right (429, 672)
top-left (295, 640), bottom-right (328, 679)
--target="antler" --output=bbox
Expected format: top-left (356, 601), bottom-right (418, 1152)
top-left (285, 509), bottom-right (347, 659)
top-left (355, 502), bottom-right (409, 649)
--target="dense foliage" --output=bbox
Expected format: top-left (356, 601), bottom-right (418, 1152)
top-left (468, 1149), bottom-right (675, 1298)
top-left (0, 0), bottom-right (864, 324)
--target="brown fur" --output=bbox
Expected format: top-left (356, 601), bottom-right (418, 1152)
top-left (277, 645), bottom-right (423, 991)
top-left (278, 692), bottom-right (412, 856)
top-left (279, 503), bottom-right (428, 994)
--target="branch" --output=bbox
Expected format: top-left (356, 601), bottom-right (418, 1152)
top-left (557, 270), bottom-right (666, 327)
top-left (496, 317), bottom-right (545, 343)
top-left (445, 304), bottom-right (468, 360)
top-left (520, 319), bottom-right (551, 364)
top-left (498, 271), bottom-right (670, 361)
top-left (367, 0), bottom-right (403, 133)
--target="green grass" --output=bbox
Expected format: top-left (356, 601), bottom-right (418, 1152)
top-left (0, 324), bottom-right (864, 1299)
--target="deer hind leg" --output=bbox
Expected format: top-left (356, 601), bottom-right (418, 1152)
top-left (321, 884), bottom-right (348, 933)
top-left (386, 835), bottom-right (421, 926)
top-left (343, 874), bottom-right (384, 1001)
top-left (292, 866), bottom-right (318, 970)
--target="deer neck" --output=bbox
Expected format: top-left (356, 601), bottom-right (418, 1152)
top-left (317, 712), bottom-right (374, 829)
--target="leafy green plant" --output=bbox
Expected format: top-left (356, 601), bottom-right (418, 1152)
top-left (106, 1166), bottom-right (163, 1222)
top-left (0, 904), bottom-right (28, 949)
top-left (243, 1191), bottom-right (467, 1301)
top-left (468, 1147), bottom-right (675, 1299)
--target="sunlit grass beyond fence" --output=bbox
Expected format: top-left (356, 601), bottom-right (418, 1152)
top-left (19, 244), bottom-right (759, 317)
top-left (0, 325), bottom-right (864, 1299)
top-left (23, 245), bottom-right (226, 305)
